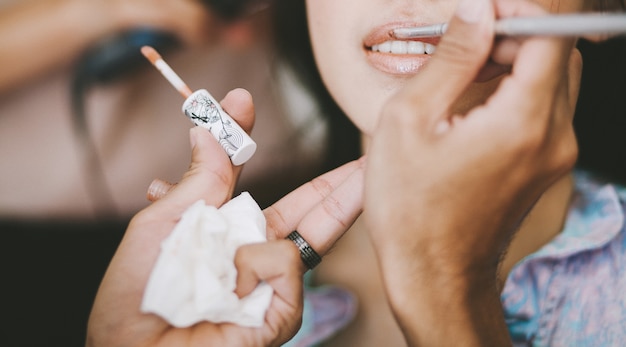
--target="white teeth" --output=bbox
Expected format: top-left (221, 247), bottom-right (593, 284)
top-left (425, 43), bottom-right (436, 54)
top-left (390, 41), bottom-right (407, 54)
top-left (407, 41), bottom-right (424, 54)
top-left (371, 40), bottom-right (436, 55)
top-left (377, 41), bottom-right (391, 52)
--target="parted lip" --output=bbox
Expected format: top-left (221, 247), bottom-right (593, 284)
top-left (363, 21), bottom-right (510, 80)
top-left (363, 22), bottom-right (442, 75)
top-left (363, 21), bottom-right (442, 48)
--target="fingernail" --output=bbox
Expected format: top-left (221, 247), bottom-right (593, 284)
top-left (147, 178), bottom-right (175, 202)
top-left (456, 0), bottom-right (488, 23)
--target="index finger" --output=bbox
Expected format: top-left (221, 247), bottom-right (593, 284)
top-left (490, 0), bottom-right (577, 111)
top-left (392, 0), bottom-right (495, 129)
top-left (264, 158), bottom-right (364, 244)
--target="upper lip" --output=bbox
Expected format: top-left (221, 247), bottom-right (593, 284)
top-left (363, 22), bottom-right (441, 48)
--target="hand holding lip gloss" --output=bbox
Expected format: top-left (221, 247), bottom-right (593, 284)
top-left (141, 46), bottom-right (257, 166)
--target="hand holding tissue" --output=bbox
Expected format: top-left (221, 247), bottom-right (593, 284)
top-left (141, 192), bottom-right (273, 328)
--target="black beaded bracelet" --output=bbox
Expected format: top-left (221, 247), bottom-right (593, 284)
top-left (286, 230), bottom-right (322, 270)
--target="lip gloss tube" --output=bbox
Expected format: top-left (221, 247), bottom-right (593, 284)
top-left (182, 89), bottom-right (256, 166)
top-left (141, 46), bottom-right (256, 166)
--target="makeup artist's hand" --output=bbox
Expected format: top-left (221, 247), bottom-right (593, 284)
top-left (364, 0), bottom-right (581, 346)
top-left (87, 88), bottom-right (363, 347)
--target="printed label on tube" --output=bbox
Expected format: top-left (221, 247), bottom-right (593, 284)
top-left (182, 89), bottom-right (256, 166)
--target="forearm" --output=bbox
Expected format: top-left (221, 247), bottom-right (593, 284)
top-left (0, 0), bottom-right (120, 93)
top-left (377, 252), bottom-right (512, 347)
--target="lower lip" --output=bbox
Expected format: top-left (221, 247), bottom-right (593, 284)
top-left (365, 50), bottom-right (431, 75)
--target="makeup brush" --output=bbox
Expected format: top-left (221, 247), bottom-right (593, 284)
top-left (393, 13), bottom-right (626, 39)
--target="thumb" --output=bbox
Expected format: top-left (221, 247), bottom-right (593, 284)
top-left (149, 126), bottom-right (235, 217)
top-left (398, 0), bottom-right (495, 125)
top-left (234, 240), bottom-right (304, 299)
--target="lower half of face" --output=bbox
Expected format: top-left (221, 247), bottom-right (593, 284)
top-left (306, 0), bottom-right (588, 136)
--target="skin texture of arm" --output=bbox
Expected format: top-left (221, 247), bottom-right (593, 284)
top-left (0, 0), bottom-right (214, 93)
top-left (364, 0), bottom-right (581, 345)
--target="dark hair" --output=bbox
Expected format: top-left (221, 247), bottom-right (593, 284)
top-left (271, 0), bottom-right (361, 173)
top-left (576, 2), bottom-right (626, 184)
top-left (593, 0), bottom-right (626, 11)
top-left (574, 35), bottom-right (626, 184)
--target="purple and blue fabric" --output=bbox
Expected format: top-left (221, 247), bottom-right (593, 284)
top-left (282, 273), bottom-right (357, 347)
top-left (502, 171), bottom-right (626, 346)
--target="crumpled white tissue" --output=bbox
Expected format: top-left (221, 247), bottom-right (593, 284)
top-left (141, 192), bottom-right (273, 328)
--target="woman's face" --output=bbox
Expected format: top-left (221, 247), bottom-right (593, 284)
top-left (306, 0), bottom-right (587, 135)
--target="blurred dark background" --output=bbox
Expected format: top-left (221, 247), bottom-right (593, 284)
top-left (574, 37), bottom-right (626, 185)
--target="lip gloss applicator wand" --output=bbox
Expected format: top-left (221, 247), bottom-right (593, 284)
top-left (141, 46), bottom-right (256, 166)
top-left (393, 13), bottom-right (626, 39)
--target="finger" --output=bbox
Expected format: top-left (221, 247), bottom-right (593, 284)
top-left (489, 0), bottom-right (551, 66)
top-left (394, 0), bottom-right (495, 128)
top-left (290, 165), bottom-right (364, 256)
top-left (547, 49), bottom-right (582, 171)
top-left (233, 240), bottom-right (304, 344)
top-left (234, 240), bottom-right (304, 299)
top-left (491, 37), bottom-right (522, 66)
top-left (264, 158), bottom-right (364, 242)
top-left (566, 48), bottom-right (583, 112)
top-left (581, 34), bottom-right (614, 43)
top-left (218, 88), bottom-right (256, 179)
top-left (490, 2), bottom-right (577, 114)
top-left (496, 0), bottom-right (576, 73)
top-left (148, 126), bottom-right (235, 217)
top-left (146, 178), bottom-right (176, 202)
top-left (219, 88), bottom-right (255, 134)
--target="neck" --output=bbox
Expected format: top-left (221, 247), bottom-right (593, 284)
top-left (498, 174), bottom-right (574, 285)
